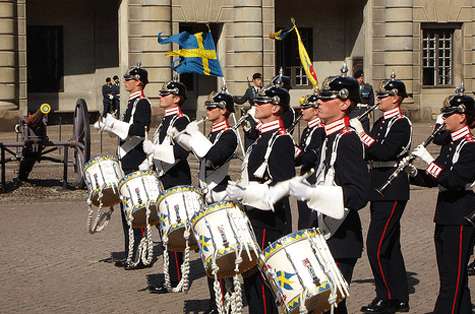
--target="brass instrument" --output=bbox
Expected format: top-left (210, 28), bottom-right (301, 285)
top-left (375, 123), bottom-right (445, 196)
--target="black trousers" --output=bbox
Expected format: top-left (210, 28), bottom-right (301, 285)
top-left (244, 225), bottom-right (282, 314)
top-left (433, 224), bottom-right (475, 314)
top-left (366, 200), bottom-right (409, 302)
top-left (297, 200), bottom-right (316, 230)
top-left (324, 258), bottom-right (357, 314)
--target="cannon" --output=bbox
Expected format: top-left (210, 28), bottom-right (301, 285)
top-left (0, 99), bottom-right (91, 191)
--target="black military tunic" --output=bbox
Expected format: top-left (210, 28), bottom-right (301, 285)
top-left (117, 90), bottom-right (151, 264)
top-left (313, 118), bottom-right (370, 314)
top-left (154, 107), bottom-right (191, 189)
top-left (411, 126), bottom-right (475, 314)
top-left (202, 121), bottom-right (238, 193)
top-left (152, 106), bottom-right (191, 284)
top-left (119, 90), bottom-right (151, 173)
top-left (243, 118), bottom-right (295, 314)
top-left (295, 117), bottom-right (325, 229)
top-left (359, 107), bottom-right (412, 303)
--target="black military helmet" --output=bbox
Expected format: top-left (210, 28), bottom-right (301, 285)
top-left (271, 68), bottom-right (291, 91)
top-left (254, 85), bottom-right (290, 109)
top-left (123, 65), bottom-right (148, 86)
top-left (377, 72), bottom-right (407, 99)
top-left (299, 92), bottom-right (319, 109)
top-left (441, 84), bottom-right (475, 125)
top-left (205, 88), bottom-right (235, 113)
top-left (159, 80), bottom-right (187, 99)
top-left (319, 65), bottom-right (360, 104)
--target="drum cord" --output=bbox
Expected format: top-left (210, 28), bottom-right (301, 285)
top-left (162, 227), bottom-right (191, 293)
top-left (125, 204), bottom-right (154, 267)
top-left (87, 190), bottom-right (114, 234)
top-left (211, 253), bottom-right (226, 314)
top-left (231, 248), bottom-right (244, 314)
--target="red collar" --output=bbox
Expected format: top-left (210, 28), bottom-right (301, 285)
top-left (451, 126), bottom-right (471, 141)
top-left (324, 117), bottom-right (349, 136)
top-left (129, 90), bottom-right (144, 100)
top-left (383, 107), bottom-right (402, 120)
top-left (211, 120), bottom-right (229, 132)
top-left (164, 107), bottom-right (182, 117)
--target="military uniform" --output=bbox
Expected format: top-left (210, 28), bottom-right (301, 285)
top-left (410, 91), bottom-right (475, 314)
top-left (315, 118), bottom-right (370, 314)
top-left (355, 75), bottom-right (412, 313)
top-left (294, 95), bottom-right (325, 229)
top-left (290, 72), bottom-right (370, 314)
top-left (226, 82), bottom-right (295, 314)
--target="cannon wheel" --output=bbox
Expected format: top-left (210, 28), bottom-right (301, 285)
top-left (73, 99), bottom-right (91, 187)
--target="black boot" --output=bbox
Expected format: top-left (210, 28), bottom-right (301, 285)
top-left (361, 298), bottom-right (392, 313)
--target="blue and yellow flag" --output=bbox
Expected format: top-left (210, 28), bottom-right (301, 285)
top-left (157, 31), bottom-right (223, 77)
top-left (291, 19), bottom-right (318, 88)
top-left (269, 25), bottom-right (295, 41)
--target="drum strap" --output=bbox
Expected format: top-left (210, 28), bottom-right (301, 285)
top-left (118, 97), bottom-right (147, 159)
top-left (199, 129), bottom-right (236, 195)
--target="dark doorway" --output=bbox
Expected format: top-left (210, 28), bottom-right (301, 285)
top-left (27, 26), bottom-right (64, 93)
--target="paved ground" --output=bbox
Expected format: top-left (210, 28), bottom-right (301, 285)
top-left (0, 122), bottom-right (474, 313)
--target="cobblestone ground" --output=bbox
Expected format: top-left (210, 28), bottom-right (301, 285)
top-left (0, 123), bottom-right (474, 313)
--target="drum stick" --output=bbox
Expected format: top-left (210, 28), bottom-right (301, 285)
top-left (144, 126), bottom-right (153, 169)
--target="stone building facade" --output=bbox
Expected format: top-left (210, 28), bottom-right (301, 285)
top-left (0, 0), bottom-right (473, 124)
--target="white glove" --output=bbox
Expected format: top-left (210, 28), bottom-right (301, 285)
top-left (103, 113), bottom-right (116, 128)
top-left (350, 118), bottom-right (365, 135)
top-left (185, 120), bottom-right (200, 134)
top-left (174, 132), bottom-right (193, 151)
top-left (226, 181), bottom-right (245, 201)
top-left (108, 94), bottom-right (114, 100)
top-left (412, 144), bottom-right (434, 165)
top-left (93, 119), bottom-right (106, 130)
top-left (435, 113), bottom-right (445, 125)
top-left (142, 139), bottom-right (156, 155)
top-left (289, 179), bottom-right (313, 201)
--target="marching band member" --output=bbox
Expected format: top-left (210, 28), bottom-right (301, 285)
top-left (142, 80), bottom-right (191, 293)
top-left (172, 88), bottom-right (238, 313)
top-left (350, 74), bottom-right (412, 313)
top-left (226, 80), bottom-right (296, 313)
top-left (409, 86), bottom-right (475, 314)
top-left (289, 72), bottom-right (370, 314)
top-left (94, 65), bottom-right (151, 270)
top-left (294, 92), bottom-right (325, 229)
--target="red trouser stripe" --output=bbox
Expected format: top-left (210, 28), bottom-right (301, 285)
top-left (261, 228), bottom-right (268, 314)
top-left (174, 251), bottom-right (181, 281)
top-left (451, 225), bottom-right (464, 314)
top-left (376, 201), bottom-right (397, 300)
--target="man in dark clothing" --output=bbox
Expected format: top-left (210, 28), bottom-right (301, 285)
top-left (351, 69), bottom-right (375, 132)
top-left (102, 77), bottom-right (114, 116)
top-left (226, 80), bottom-right (296, 314)
top-left (351, 74), bottom-right (412, 313)
top-left (290, 71), bottom-right (370, 314)
top-left (409, 86), bottom-right (475, 314)
top-left (94, 65), bottom-right (151, 270)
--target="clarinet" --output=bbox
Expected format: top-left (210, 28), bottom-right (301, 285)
top-left (287, 112), bottom-right (304, 134)
top-left (375, 123), bottom-right (445, 196)
top-left (232, 113), bottom-right (251, 131)
top-left (357, 103), bottom-right (379, 121)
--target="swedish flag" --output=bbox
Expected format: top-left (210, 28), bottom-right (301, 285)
top-left (158, 31), bottom-right (223, 77)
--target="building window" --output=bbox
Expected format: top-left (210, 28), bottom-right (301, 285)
top-left (276, 27), bottom-right (313, 89)
top-left (27, 26), bottom-right (64, 93)
top-left (422, 28), bottom-right (453, 86)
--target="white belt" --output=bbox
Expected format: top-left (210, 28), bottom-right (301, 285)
top-left (370, 161), bottom-right (398, 169)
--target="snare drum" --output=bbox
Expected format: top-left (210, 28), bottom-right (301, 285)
top-left (118, 170), bottom-right (162, 228)
top-left (84, 154), bottom-right (124, 207)
top-left (192, 201), bottom-right (259, 279)
top-left (157, 185), bottom-right (203, 251)
top-left (259, 228), bottom-right (348, 314)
